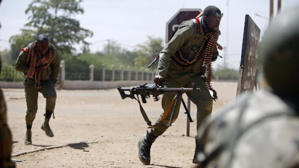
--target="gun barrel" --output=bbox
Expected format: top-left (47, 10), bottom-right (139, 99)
top-left (157, 87), bottom-right (201, 92)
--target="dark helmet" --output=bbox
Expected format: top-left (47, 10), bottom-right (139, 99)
top-left (260, 6), bottom-right (299, 95)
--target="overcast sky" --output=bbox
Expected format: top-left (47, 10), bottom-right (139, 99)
top-left (1, 0), bottom-right (299, 69)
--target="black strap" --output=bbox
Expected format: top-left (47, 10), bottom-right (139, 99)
top-left (135, 95), bottom-right (152, 127)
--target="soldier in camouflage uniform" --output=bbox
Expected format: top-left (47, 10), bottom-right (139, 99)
top-left (138, 6), bottom-right (223, 165)
top-left (194, 6), bottom-right (299, 168)
top-left (15, 34), bottom-right (60, 145)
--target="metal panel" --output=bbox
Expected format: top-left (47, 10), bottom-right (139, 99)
top-left (237, 15), bottom-right (261, 95)
top-left (165, 8), bottom-right (202, 43)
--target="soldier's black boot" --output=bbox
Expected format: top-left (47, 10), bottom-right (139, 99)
top-left (193, 145), bottom-right (201, 164)
top-left (41, 110), bottom-right (54, 137)
top-left (25, 124), bottom-right (32, 145)
top-left (193, 137), bottom-right (203, 164)
top-left (138, 131), bottom-right (157, 165)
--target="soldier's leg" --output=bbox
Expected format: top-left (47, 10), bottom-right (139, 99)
top-left (24, 79), bottom-right (39, 145)
top-left (151, 92), bottom-right (182, 136)
top-left (138, 86), bottom-right (182, 165)
top-left (186, 77), bottom-right (213, 163)
top-left (186, 77), bottom-right (213, 130)
top-left (39, 80), bottom-right (56, 137)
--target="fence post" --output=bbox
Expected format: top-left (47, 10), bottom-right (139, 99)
top-left (141, 68), bottom-right (144, 81)
top-left (120, 66), bottom-right (124, 81)
top-left (128, 66), bottom-right (131, 81)
top-left (152, 72), bottom-right (155, 81)
top-left (146, 69), bottom-right (149, 81)
top-left (102, 64), bottom-right (105, 82)
top-left (111, 65), bottom-right (115, 81)
top-left (60, 60), bottom-right (65, 89)
top-left (135, 69), bottom-right (138, 81)
top-left (89, 64), bottom-right (94, 81)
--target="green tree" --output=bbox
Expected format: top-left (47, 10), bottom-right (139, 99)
top-left (134, 36), bottom-right (164, 69)
top-left (8, 29), bottom-right (37, 61)
top-left (9, 0), bottom-right (93, 61)
top-left (101, 40), bottom-right (139, 68)
top-left (102, 40), bottom-right (122, 58)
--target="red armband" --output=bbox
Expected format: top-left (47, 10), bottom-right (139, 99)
top-left (21, 48), bottom-right (29, 52)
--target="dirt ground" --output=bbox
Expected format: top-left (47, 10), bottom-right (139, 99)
top-left (3, 81), bottom-right (237, 168)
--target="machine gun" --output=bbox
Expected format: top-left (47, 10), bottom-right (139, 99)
top-left (117, 83), bottom-right (201, 128)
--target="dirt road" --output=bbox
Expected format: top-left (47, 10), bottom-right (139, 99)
top-left (3, 81), bottom-right (237, 168)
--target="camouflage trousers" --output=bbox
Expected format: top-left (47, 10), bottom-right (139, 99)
top-left (24, 78), bottom-right (56, 125)
top-left (150, 75), bottom-right (213, 137)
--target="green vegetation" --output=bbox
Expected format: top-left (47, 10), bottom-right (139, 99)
top-left (8, 0), bottom-right (93, 61)
top-left (1, 0), bottom-right (240, 82)
top-left (213, 65), bottom-right (239, 81)
top-left (0, 61), bottom-right (24, 82)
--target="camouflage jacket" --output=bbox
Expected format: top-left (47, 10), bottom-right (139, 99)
top-left (195, 90), bottom-right (299, 168)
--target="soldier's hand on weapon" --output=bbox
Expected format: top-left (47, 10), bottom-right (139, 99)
top-left (35, 65), bottom-right (45, 72)
top-left (154, 74), bottom-right (165, 86)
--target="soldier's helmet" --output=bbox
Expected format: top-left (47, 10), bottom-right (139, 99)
top-left (260, 6), bottom-right (299, 95)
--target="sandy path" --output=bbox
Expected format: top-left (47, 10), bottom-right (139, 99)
top-left (3, 81), bottom-right (237, 168)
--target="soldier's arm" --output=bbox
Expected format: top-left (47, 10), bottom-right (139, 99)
top-left (156, 21), bottom-right (196, 77)
top-left (50, 52), bottom-right (60, 84)
top-left (15, 50), bottom-right (29, 73)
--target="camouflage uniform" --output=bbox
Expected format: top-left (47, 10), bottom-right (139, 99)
top-left (195, 90), bottom-right (299, 168)
top-left (194, 6), bottom-right (299, 168)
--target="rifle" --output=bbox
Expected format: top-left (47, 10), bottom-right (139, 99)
top-left (117, 83), bottom-right (201, 128)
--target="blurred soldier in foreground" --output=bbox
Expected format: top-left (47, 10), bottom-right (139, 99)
top-left (138, 5), bottom-right (223, 165)
top-left (194, 6), bottom-right (299, 168)
top-left (15, 34), bottom-right (60, 145)
top-left (0, 60), bottom-right (15, 168)
top-left (0, 0), bottom-right (16, 166)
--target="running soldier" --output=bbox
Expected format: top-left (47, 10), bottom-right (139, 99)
top-left (138, 5), bottom-right (223, 165)
top-left (15, 34), bottom-right (60, 145)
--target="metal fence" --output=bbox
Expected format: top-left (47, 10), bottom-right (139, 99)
top-left (0, 67), bottom-right (24, 82)
top-left (65, 66), bottom-right (90, 80)
top-left (0, 61), bottom-right (154, 88)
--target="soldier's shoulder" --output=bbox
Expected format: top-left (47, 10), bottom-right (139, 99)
top-left (201, 90), bottom-right (295, 151)
top-left (179, 19), bottom-right (196, 28)
top-left (20, 42), bottom-right (34, 53)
